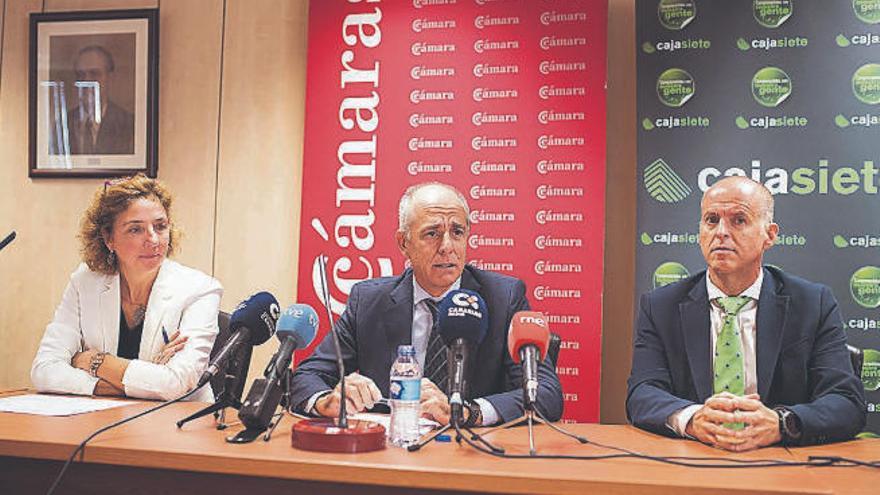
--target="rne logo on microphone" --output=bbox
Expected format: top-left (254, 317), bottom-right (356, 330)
top-left (452, 292), bottom-right (479, 309)
top-left (518, 315), bottom-right (548, 327)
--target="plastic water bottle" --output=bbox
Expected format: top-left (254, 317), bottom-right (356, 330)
top-left (388, 345), bottom-right (421, 447)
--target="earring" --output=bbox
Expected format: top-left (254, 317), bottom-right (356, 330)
top-left (107, 250), bottom-right (116, 267)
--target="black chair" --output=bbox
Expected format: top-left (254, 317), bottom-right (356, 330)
top-left (177, 311), bottom-right (253, 430)
top-left (546, 332), bottom-right (562, 369)
top-left (208, 311), bottom-right (252, 403)
top-left (847, 344), bottom-right (864, 380)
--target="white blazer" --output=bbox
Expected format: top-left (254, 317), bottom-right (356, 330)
top-left (31, 259), bottom-right (223, 402)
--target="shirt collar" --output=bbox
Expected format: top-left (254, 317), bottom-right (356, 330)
top-left (706, 268), bottom-right (764, 301)
top-left (413, 276), bottom-right (461, 306)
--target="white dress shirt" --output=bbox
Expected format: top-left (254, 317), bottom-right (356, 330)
top-left (410, 280), bottom-right (499, 425)
top-left (666, 270), bottom-right (764, 436)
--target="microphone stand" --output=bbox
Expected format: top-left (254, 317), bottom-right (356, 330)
top-left (0, 231), bottom-right (16, 253)
top-left (291, 254), bottom-right (385, 453)
top-left (409, 345), bottom-right (503, 454)
top-left (262, 368), bottom-right (292, 441)
top-left (479, 397), bottom-right (587, 456)
top-left (176, 344), bottom-right (253, 430)
top-left (407, 409), bottom-right (505, 453)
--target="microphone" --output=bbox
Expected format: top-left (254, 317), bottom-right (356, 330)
top-left (0, 231), bottom-right (15, 252)
top-left (238, 304), bottom-right (318, 432)
top-left (507, 311), bottom-right (550, 407)
top-left (290, 254), bottom-right (387, 453)
top-left (197, 292), bottom-right (279, 388)
top-left (436, 289), bottom-right (489, 423)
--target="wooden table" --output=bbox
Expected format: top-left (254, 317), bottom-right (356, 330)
top-left (0, 398), bottom-right (877, 494)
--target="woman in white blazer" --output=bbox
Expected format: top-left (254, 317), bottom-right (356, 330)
top-left (32, 175), bottom-right (222, 402)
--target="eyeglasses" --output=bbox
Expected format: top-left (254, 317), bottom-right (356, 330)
top-left (102, 177), bottom-right (126, 194)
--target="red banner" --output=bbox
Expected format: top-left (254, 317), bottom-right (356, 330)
top-left (298, 0), bottom-right (607, 422)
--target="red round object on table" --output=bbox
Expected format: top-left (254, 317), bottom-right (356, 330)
top-left (291, 418), bottom-right (386, 453)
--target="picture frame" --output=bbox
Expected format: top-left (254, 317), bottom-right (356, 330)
top-left (29, 9), bottom-right (158, 178)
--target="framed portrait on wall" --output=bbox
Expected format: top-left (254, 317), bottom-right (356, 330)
top-left (29, 9), bottom-right (158, 178)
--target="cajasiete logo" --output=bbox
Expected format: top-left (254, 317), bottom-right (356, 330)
top-left (834, 234), bottom-right (880, 248)
top-left (640, 231), bottom-right (698, 246)
top-left (656, 68), bottom-right (695, 107)
top-left (657, 0), bottom-right (696, 30)
top-left (850, 266), bottom-right (880, 308)
top-left (751, 66), bottom-right (792, 107)
top-left (753, 0), bottom-right (792, 28)
top-left (644, 158), bottom-right (692, 203)
top-left (834, 32), bottom-right (880, 48)
top-left (862, 348), bottom-right (880, 391)
top-left (853, 0), bottom-right (880, 24)
top-left (736, 35), bottom-right (807, 51)
top-left (852, 63), bottom-right (880, 104)
top-left (653, 262), bottom-right (690, 288)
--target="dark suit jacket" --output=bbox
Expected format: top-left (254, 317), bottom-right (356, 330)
top-left (58, 101), bottom-right (134, 155)
top-left (290, 266), bottom-right (564, 422)
top-left (626, 266), bottom-right (865, 445)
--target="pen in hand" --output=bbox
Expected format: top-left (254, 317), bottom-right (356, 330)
top-left (161, 326), bottom-right (170, 345)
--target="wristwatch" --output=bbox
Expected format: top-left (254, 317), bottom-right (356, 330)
top-left (774, 407), bottom-right (802, 445)
top-left (89, 352), bottom-right (107, 377)
top-left (463, 400), bottom-right (483, 427)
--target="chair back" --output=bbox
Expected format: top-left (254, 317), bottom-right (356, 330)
top-left (545, 332), bottom-right (562, 369)
top-left (208, 311), bottom-right (253, 402)
top-left (847, 344), bottom-right (864, 380)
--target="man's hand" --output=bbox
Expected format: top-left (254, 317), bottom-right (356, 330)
top-left (714, 394), bottom-right (782, 451)
top-left (686, 393), bottom-right (782, 452)
top-left (685, 392), bottom-right (740, 446)
top-left (314, 372), bottom-right (382, 417)
top-left (420, 378), bottom-right (450, 425)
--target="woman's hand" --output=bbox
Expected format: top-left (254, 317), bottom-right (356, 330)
top-left (71, 349), bottom-right (98, 371)
top-left (153, 330), bottom-right (188, 365)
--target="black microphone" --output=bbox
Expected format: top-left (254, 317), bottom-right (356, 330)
top-left (436, 289), bottom-right (489, 423)
top-left (197, 292), bottom-right (279, 388)
top-left (238, 304), bottom-right (319, 432)
top-left (0, 231), bottom-right (15, 252)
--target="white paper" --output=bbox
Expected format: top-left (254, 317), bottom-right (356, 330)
top-left (0, 394), bottom-right (136, 416)
top-left (351, 412), bottom-right (439, 435)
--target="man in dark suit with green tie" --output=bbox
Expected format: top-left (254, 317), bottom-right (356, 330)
top-left (627, 176), bottom-right (865, 450)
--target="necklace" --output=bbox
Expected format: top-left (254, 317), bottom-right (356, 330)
top-left (130, 304), bottom-right (146, 327)
top-left (122, 294), bottom-right (147, 327)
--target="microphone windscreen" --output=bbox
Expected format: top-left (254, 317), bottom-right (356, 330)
top-left (229, 292), bottom-right (280, 346)
top-left (507, 311), bottom-right (551, 363)
top-left (437, 289), bottom-right (489, 345)
top-left (276, 303), bottom-right (319, 350)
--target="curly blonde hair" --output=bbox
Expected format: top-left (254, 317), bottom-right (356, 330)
top-left (79, 174), bottom-right (180, 274)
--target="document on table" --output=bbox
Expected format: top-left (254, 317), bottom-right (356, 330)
top-left (352, 412), bottom-right (439, 435)
top-left (0, 394), bottom-right (136, 416)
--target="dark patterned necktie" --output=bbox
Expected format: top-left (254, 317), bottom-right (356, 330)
top-left (422, 299), bottom-right (448, 392)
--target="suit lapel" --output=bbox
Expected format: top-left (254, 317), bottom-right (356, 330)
top-left (461, 266), bottom-right (483, 296)
top-left (756, 268), bottom-right (789, 399)
top-left (680, 277), bottom-right (713, 401)
top-left (383, 269), bottom-right (415, 361)
top-left (98, 272), bottom-right (120, 354)
top-left (140, 260), bottom-right (173, 360)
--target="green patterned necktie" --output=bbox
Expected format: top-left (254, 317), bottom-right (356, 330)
top-left (714, 296), bottom-right (751, 429)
